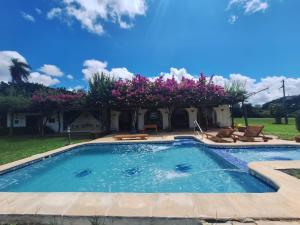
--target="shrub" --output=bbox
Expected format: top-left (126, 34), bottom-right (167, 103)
top-left (269, 103), bottom-right (285, 124)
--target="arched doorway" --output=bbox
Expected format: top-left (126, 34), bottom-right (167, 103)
top-left (119, 111), bottom-right (132, 131)
top-left (171, 108), bottom-right (189, 129)
top-left (144, 110), bottom-right (163, 130)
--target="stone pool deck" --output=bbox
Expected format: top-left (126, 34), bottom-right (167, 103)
top-left (1, 133), bottom-right (300, 224)
top-left (91, 130), bottom-right (300, 147)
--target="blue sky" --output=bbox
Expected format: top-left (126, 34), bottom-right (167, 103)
top-left (0, 0), bottom-right (300, 104)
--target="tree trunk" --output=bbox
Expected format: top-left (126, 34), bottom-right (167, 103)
top-left (101, 107), bottom-right (106, 131)
top-left (43, 117), bottom-right (49, 137)
top-left (242, 101), bottom-right (249, 127)
top-left (204, 107), bottom-right (209, 131)
top-left (230, 104), bottom-right (235, 128)
top-left (106, 108), bottom-right (111, 131)
top-left (275, 117), bottom-right (282, 124)
top-left (40, 116), bottom-right (44, 137)
top-left (9, 110), bottom-right (14, 136)
top-left (39, 115), bottom-right (48, 137)
top-left (131, 108), bottom-right (138, 132)
top-left (57, 111), bottom-right (61, 134)
top-left (167, 106), bottom-right (174, 131)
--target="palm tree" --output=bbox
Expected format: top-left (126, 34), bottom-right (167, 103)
top-left (9, 58), bottom-right (31, 84)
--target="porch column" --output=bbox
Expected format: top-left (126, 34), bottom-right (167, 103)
top-left (137, 109), bottom-right (147, 131)
top-left (185, 107), bottom-right (198, 129)
top-left (213, 105), bottom-right (231, 128)
top-left (158, 108), bottom-right (169, 130)
top-left (110, 110), bottom-right (121, 131)
top-left (6, 112), bottom-right (12, 128)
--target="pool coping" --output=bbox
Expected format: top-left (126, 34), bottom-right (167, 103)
top-left (0, 135), bottom-right (300, 221)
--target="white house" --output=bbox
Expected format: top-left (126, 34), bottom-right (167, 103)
top-left (3, 104), bottom-right (232, 134)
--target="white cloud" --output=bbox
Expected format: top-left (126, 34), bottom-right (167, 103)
top-left (68, 85), bottom-right (84, 91)
top-left (35, 8), bottom-right (42, 14)
top-left (212, 74), bottom-right (300, 105)
top-left (0, 51), bottom-right (27, 82)
top-left (66, 74), bottom-right (74, 79)
top-left (47, 8), bottom-right (63, 19)
top-left (159, 68), bottom-right (195, 82)
top-left (244, 0), bottom-right (268, 14)
top-left (21, 12), bottom-right (35, 22)
top-left (28, 72), bottom-right (60, 86)
top-left (82, 60), bottom-right (108, 80)
top-left (47, 0), bottom-right (147, 35)
top-left (82, 59), bottom-right (134, 80)
top-left (228, 0), bottom-right (269, 14)
top-left (39, 64), bottom-right (64, 77)
top-left (228, 15), bottom-right (238, 24)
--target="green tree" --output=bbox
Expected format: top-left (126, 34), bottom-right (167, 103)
top-left (225, 80), bottom-right (247, 126)
top-left (9, 58), bottom-right (31, 84)
top-left (87, 73), bottom-right (114, 131)
top-left (270, 103), bottom-right (285, 124)
top-left (225, 79), bottom-right (247, 102)
top-left (295, 112), bottom-right (300, 132)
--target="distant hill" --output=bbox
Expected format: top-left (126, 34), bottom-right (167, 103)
top-left (262, 95), bottom-right (300, 115)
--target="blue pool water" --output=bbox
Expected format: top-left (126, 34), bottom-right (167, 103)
top-left (0, 139), bottom-right (275, 193)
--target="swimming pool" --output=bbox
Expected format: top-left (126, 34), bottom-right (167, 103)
top-left (0, 138), bottom-right (274, 193)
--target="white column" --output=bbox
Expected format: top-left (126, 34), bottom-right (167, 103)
top-left (158, 108), bottom-right (169, 130)
top-left (185, 107), bottom-right (198, 129)
top-left (213, 105), bottom-right (231, 127)
top-left (137, 109), bottom-right (147, 131)
top-left (110, 110), bottom-right (121, 131)
top-left (6, 112), bottom-right (11, 128)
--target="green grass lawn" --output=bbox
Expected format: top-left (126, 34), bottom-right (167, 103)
top-left (234, 118), bottom-right (299, 140)
top-left (0, 136), bottom-right (92, 165)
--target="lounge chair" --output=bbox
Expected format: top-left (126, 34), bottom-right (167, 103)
top-left (114, 134), bottom-right (149, 140)
top-left (204, 128), bottom-right (236, 143)
top-left (234, 125), bottom-right (271, 142)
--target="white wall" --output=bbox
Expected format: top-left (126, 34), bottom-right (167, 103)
top-left (137, 109), bottom-right (147, 131)
top-left (45, 112), bottom-right (65, 133)
top-left (158, 108), bottom-right (169, 130)
top-left (213, 105), bottom-right (232, 128)
top-left (7, 112), bottom-right (26, 128)
top-left (6, 112), bottom-right (63, 133)
top-left (110, 110), bottom-right (121, 131)
top-left (69, 111), bottom-right (100, 132)
top-left (185, 107), bottom-right (198, 129)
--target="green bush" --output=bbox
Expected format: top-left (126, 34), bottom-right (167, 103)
top-left (296, 112), bottom-right (300, 132)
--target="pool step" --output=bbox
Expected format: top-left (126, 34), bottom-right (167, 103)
top-left (173, 139), bottom-right (199, 146)
top-left (211, 149), bottom-right (249, 171)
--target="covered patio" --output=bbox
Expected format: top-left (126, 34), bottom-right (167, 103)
top-left (110, 105), bottom-right (232, 132)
